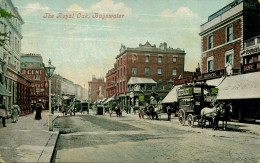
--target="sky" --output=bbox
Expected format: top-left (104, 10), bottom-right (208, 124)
top-left (11, 0), bottom-right (234, 88)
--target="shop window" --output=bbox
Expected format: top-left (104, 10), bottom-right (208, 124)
top-left (227, 26), bottom-right (233, 42)
top-left (208, 35), bottom-right (213, 49)
top-left (132, 68), bottom-right (136, 75)
top-left (145, 68), bottom-right (149, 76)
top-left (157, 68), bottom-right (162, 75)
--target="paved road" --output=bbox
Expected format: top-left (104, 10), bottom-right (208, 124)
top-left (53, 114), bottom-right (260, 163)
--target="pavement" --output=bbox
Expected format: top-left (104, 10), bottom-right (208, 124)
top-left (0, 111), bottom-right (59, 163)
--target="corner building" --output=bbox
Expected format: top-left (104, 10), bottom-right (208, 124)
top-left (199, 0), bottom-right (260, 74)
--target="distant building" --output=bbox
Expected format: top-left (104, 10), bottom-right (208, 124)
top-left (60, 77), bottom-right (75, 96)
top-left (106, 67), bottom-right (116, 98)
top-left (21, 54), bottom-right (49, 109)
top-left (88, 75), bottom-right (106, 103)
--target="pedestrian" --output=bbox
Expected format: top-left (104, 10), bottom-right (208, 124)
top-left (0, 104), bottom-right (7, 127)
top-left (61, 106), bottom-right (65, 116)
top-left (11, 103), bottom-right (21, 123)
top-left (109, 107), bottom-right (113, 117)
top-left (35, 101), bottom-right (43, 120)
top-left (139, 106), bottom-right (144, 119)
top-left (167, 105), bottom-right (173, 121)
top-left (115, 105), bottom-right (120, 118)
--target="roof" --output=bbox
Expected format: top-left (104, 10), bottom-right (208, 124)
top-left (127, 77), bottom-right (156, 85)
top-left (217, 71), bottom-right (260, 100)
top-left (161, 85), bottom-right (182, 103)
top-left (20, 57), bottom-right (41, 63)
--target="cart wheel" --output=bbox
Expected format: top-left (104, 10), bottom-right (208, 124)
top-left (178, 109), bottom-right (186, 125)
top-left (187, 114), bottom-right (194, 127)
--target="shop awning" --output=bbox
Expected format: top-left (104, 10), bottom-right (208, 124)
top-left (0, 83), bottom-right (11, 96)
top-left (217, 72), bottom-right (260, 100)
top-left (161, 85), bottom-right (182, 103)
top-left (206, 77), bottom-right (225, 87)
top-left (104, 97), bottom-right (114, 104)
top-left (127, 77), bottom-right (156, 85)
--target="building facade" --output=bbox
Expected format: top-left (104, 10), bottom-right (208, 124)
top-left (105, 67), bottom-right (116, 98)
top-left (0, 0), bottom-right (31, 114)
top-left (199, 0), bottom-right (260, 74)
top-left (114, 42), bottom-right (185, 97)
top-left (198, 0), bottom-right (260, 122)
top-left (21, 54), bottom-right (49, 109)
top-left (60, 77), bottom-right (75, 96)
top-left (88, 75), bottom-right (106, 103)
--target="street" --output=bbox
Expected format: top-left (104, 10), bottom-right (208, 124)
top-left (53, 114), bottom-right (260, 163)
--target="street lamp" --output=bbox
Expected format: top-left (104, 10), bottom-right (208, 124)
top-left (45, 59), bottom-right (56, 131)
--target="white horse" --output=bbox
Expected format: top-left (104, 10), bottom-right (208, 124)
top-left (200, 103), bottom-right (224, 130)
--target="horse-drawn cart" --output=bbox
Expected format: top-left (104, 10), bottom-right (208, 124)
top-left (177, 83), bottom-right (218, 127)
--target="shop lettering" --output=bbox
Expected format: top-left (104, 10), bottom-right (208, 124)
top-left (242, 45), bottom-right (260, 56)
top-left (22, 70), bottom-right (42, 75)
top-left (244, 64), bottom-right (254, 71)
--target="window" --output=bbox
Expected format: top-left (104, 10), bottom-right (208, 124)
top-left (227, 26), bottom-right (233, 42)
top-left (172, 69), bottom-right (177, 76)
top-left (226, 54), bottom-right (233, 66)
top-left (158, 56), bottom-right (162, 63)
top-left (225, 49), bottom-right (234, 66)
top-left (145, 56), bottom-right (149, 63)
top-left (208, 35), bottom-right (213, 49)
top-left (145, 68), bottom-right (149, 76)
top-left (258, 55), bottom-right (260, 61)
top-left (208, 60), bottom-right (214, 72)
top-left (173, 57), bottom-right (177, 63)
top-left (157, 68), bottom-right (162, 75)
top-left (132, 68), bottom-right (136, 75)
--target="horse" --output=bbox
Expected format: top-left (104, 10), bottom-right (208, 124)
top-left (200, 103), bottom-right (224, 130)
top-left (146, 105), bottom-right (159, 120)
top-left (216, 102), bottom-right (232, 130)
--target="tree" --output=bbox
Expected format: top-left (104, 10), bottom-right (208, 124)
top-left (0, 9), bottom-right (16, 46)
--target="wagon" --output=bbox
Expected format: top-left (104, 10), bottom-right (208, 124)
top-left (177, 83), bottom-right (218, 127)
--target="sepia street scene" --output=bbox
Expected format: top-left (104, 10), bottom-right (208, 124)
top-left (0, 0), bottom-right (260, 162)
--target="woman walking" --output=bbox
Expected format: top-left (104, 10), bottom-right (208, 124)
top-left (35, 101), bottom-right (43, 120)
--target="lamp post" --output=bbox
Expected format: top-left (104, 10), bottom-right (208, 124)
top-left (45, 59), bottom-right (56, 131)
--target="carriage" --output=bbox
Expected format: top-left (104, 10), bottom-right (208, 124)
top-left (177, 83), bottom-right (218, 127)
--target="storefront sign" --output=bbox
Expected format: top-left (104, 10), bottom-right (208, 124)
top-left (241, 44), bottom-right (260, 56)
top-left (242, 61), bottom-right (260, 72)
top-left (193, 69), bottom-right (224, 81)
top-left (177, 87), bottom-right (192, 96)
top-left (139, 96), bottom-right (144, 101)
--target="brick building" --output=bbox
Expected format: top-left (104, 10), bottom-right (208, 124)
top-left (199, 0), bottom-right (260, 75)
top-left (105, 67), bottom-right (116, 98)
top-left (115, 41), bottom-right (185, 95)
top-left (21, 54), bottom-right (49, 109)
top-left (105, 41), bottom-right (186, 106)
top-left (88, 76), bottom-right (106, 103)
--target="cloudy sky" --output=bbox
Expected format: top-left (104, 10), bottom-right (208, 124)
top-left (12, 0), bottom-right (233, 88)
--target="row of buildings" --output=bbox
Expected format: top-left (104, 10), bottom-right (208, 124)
top-left (0, 0), bottom-right (32, 115)
top-left (88, 0), bottom-right (260, 122)
top-left (88, 41), bottom-right (194, 107)
top-left (0, 0), bottom-right (87, 115)
top-left (175, 0), bottom-right (260, 122)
